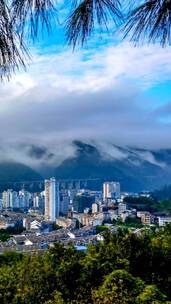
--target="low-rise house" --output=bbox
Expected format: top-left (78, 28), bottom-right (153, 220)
top-left (56, 217), bottom-right (76, 229)
top-left (0, 219), bottom-right (15, 229)
top-left (24, 238), bottom-right (33, 246)
top-left (157, 216), bottom-right (171, 227)
top-left (137, 211), bottom-right (151, 225)
top-left (30, 220), bottom-right (42, 230)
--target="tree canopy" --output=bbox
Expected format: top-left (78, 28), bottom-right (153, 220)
top-left (0, 224), bottom-right (170, 303)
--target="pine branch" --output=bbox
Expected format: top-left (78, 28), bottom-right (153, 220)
top-left (124, 0), bottom-right (171, 46)
top-left (66, 0), bottom-right (123, 48)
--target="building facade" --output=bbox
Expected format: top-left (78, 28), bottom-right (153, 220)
top-left (118, 203), bottom-right (127, 216)
top-left (59, 191), bottom-right (70, 215)
top-left (45, 178), bottom-right (59, 221)
top-left (157, 216), bottom-right (171, 227)
top-left (137, 211), bottom-right (151, 225)
top-left (103, 182), bottom-right (121, 201)
top-left (2, 189), bottom-right (19, 209)
top-left (92, 202), bottom-right (99, 213)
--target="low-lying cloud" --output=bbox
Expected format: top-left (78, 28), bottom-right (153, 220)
top-left (0, 42), bottom-right (171, 167)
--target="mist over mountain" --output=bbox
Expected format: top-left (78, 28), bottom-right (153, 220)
top-left (53, 141), bottom-right (171, 192)
top-left (0, 162), bottom-right (42, 192)
top-left (0, 141), bottom-right (171, 192)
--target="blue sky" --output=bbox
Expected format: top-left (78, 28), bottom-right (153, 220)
top-left (143, 81), bottom-right (171, 108)
top-left (34, 21), bottom-right (171, 110)
top-left (0, 17), bottom-right (171, 166)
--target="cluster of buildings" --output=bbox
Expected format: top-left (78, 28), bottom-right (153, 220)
top-left (43, 179), bottom-right (171, 228)
top-left (0, 178), bottom-right (73, 220)
top-left (1, 189), bottom-right (44, 211)
top-left (0, 179), bottom-right (171, 230)
top-left (0, 179), bottom-right (171, 253)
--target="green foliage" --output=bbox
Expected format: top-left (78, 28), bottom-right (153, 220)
top-left (6, 223), bottom-right (25, 234)
top-left (152, 200), bottom-right (171, 216)
top-left (0, 229), bottom-right (10, 242)
top-left (0, 265), bottom-right (18, 304)
top-left (44, 291), bottom-right (65, 304)
top-left (0, 223), bottom-right (25, 242)
top-left (0, 225), bottom-right (170, 303)
top-left (123, 196), bottom-right (156, 212)
top-left (92, 269), bottom-right (144, 304)
top-left (96, 225), bottom-right (110, 232)
top-left (136, 285), bottom-right (167, 304)
top-left (124, 195), bottom-right (171, 215)
top-left (124, 216), bottom-right (143, 228)
top-left (0, 251), bottom-right (23, 266)
top-left (52, 223), bottom-right (62, 231)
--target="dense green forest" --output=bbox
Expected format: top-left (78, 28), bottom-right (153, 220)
top-left (123, 195), bottom-right (171, 215)
top-left (0, 225), bottom-right (171, 303)
top-left (154, 185), bottom-right (171, 201)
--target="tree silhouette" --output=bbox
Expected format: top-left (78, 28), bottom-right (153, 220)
top-left (0, 0), bottom-right (55, 79)
top-left (124, 0), bottom-right (171, 46)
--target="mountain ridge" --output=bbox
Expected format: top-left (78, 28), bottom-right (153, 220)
top-left (0, 142), bottom-right (171, 191)
top-left (53, 141), bottom-right (171, 191)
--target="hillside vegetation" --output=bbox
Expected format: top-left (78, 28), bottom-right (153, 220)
top-left (0, 225), bottom-right (171, 303)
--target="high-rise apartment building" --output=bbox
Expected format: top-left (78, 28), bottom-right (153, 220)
top-left (92, 202), bottom-right (99, 213)
top-left (18, 190), bottom-right (31, 209)
top-left (2, 190), bottom-right (10, 209)
top-left (0, 199), bottom-right (2, 211)
top-left (73, 192), bottom-right (95, 213)
top-left (12, 191), bottom-right (19, 209)
top-left (45, 177), bottom-right (59, 221)
top-left (103, 182), bottom-right (120, 201)
top-left (118, 202), bottom-right (127, 216)
top-left (33, 193), bottom-right (45, 212)
top-left (2, 189), bottom-right (19, 209)
top-left (59, 191), bottom-right (70, 215)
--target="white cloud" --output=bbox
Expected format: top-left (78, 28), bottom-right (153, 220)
top-left (0, 41), bottom-right (171, 166)
top-left (135, 151), bottom-right (166, 168)
top-left (2, 42), bottom-right (171, 98)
